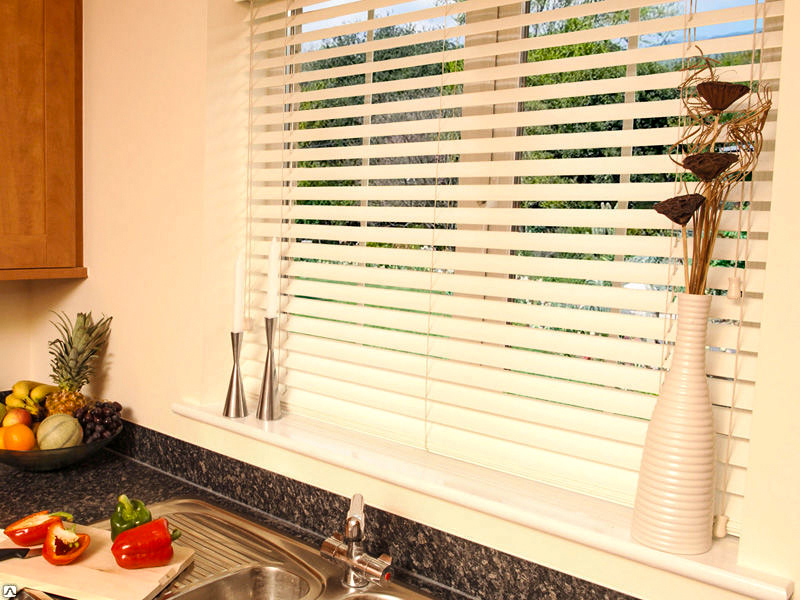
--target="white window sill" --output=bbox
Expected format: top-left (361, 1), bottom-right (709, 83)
top-left (172, 402), bottom-right (792, 600)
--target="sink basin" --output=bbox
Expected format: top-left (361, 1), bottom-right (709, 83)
top-left (91, 499), bottom-right (434, 600)
top-left (339, 596), bottom-right (412, 600)
top-left (162, 564), bottom-right (313, 600)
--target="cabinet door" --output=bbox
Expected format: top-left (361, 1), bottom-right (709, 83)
top-left (0, 0), bottom-right (83, 276)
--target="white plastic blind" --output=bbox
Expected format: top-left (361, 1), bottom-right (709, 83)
top-left (245, 0), bottom-right (783, 536)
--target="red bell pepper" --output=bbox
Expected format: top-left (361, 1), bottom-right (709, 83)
top-left (42, 521), bottom-right (90, 565)
top-left (110, 517), bottom-right (181, 569)
top-left (3, 511), bottom-right (74, 546)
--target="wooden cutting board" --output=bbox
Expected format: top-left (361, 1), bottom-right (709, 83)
top-left (0, 524), bottom-right (194, 600)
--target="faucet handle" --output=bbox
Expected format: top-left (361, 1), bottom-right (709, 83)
top-left (320, 535), bottom-right (393, 586)
top-left (321, 494), bottom-right (393, 588)
top-left (345, 493), bottom-right (364, 541)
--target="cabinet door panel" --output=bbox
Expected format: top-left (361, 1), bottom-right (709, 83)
top-left (0, 0), bottom-right (47, 265)
top-left (0, 0), bottom-right (81, 273)
top-left (43, 0), bottom-right (80, 267)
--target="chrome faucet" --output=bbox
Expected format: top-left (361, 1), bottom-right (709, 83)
top-left (320, 493), bottom-right (393, 588)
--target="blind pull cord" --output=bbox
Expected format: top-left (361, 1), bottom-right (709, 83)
top-left (714, 0), bottom-right (767, 540)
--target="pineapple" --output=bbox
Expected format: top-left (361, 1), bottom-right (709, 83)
top-left (45, 312), bottom-right (113, 415)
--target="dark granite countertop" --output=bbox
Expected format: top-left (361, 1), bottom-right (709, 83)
top-left (0, 448), bottom-right (309, 545)
top-left (1, 450), bottom-right (191, 525)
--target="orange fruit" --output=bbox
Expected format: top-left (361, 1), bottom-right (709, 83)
top-left (4, 423), bottom-right (36, 451)
top-left (0, 427), bottom-right (5, 449)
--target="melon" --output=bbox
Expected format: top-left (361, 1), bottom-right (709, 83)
top-left (36, 414), bottom-right (83, 450)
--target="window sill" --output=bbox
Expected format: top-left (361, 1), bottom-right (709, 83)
top-left (172, 402), bottom-right (792, 600)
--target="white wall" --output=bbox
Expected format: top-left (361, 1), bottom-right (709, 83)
top-left (739, 0), bottom-right (800, 582)
top-left (0, 281), bottom-right (33, 384)
top-left (0, 2), bottom-right (796, 599)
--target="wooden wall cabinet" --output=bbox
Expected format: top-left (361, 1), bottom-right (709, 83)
top-left (0, 0), bottom-right (86, 281)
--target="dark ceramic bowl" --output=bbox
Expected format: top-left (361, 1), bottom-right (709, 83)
top-left (0, 430), bottom-right (120, 471)
top-left (0, 390), bottom-right (120, 471)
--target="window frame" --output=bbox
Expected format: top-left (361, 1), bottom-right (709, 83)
top-left (177, 1), bottom-right (799, 597)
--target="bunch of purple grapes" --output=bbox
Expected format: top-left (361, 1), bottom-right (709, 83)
top-left (75, 401), bottom-right (123, 443)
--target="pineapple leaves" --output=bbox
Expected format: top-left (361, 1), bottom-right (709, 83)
top-left (48, 311), bottom-right (113, 392)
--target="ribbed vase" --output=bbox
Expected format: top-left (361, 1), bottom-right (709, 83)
top-left (632, 293), bottom-right (715, 555)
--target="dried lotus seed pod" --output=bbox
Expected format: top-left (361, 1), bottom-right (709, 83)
top-left (654, 193), bottom-right (706, 226)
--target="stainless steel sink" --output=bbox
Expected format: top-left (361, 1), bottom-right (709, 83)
top-left (162, 564), bottom-right (312, 600)
top-left (92, 498), bottom-right (434, 600)
top-left (338, 596), bottom-right (413, 600)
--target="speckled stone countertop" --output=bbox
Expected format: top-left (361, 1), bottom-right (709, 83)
top-left (0, 423), bottom-right (638, 600)
top-left (0, 451), bottom-right (217, 525)
top-left (0, 450), bottom-right (317, 559)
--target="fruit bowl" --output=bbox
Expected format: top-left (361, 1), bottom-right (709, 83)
top-left (0, 428), bottom-right (121, 471)
top-left (0, 390), bottom-right (121, 472)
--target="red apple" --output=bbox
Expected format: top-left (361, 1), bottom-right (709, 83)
top-left (3, 407), bottom-right (32, 428)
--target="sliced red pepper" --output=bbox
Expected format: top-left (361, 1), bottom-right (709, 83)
top-left (42, 521), bottom-right (90, 565)
top-left (111, 517), bottom-right (181, 569)
top-left (3, 511), bottom-right (74, 547)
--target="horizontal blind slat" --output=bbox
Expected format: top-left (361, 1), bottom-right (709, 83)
top-left (257, 9), bottom-right (780, 89)
top-left (255, 64), bottom-right (781, 135)
top-left (283, 386), bottom-right (424, 447)
top-left (257, 223), bottom-right (768, 263)
top-left (281, 285), bottom-right (760, 353)
top-left (259, 100), bottom-right (686, 145)
top-left (255, 0), bottom-right (705, 69)
top-left (284, 300), bottom-right (759, 382)
top-left (252, 183), bottom-right (772, 212)
top-left (280, 332), bottom-right (754, 415)
top-left (254, 0), bottom-right (682, 50)
top-left (254, 32), bottom-right (781, 107)
top-left (426, 424), bottom-right (638, 504)
top-left (276, 242), bottom-right (765, 292)
top-left (277, 259), bottom-right (764, 322)
top-left (255, 127), bottom-right (683, 162)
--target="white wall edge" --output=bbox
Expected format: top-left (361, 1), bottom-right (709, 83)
top-left (172, 402), bottom-right (793, 600)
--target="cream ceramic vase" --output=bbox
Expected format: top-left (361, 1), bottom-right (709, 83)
top-left (631, 292), bottom-right (715, 555)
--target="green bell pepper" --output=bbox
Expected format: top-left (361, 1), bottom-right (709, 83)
top-left (110, 494), bottom-right (152, 540)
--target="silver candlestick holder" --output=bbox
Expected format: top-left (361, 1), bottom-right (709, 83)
top-left (256, 316), bottom-right (281, 420)
top-left (222, 331), bottom-right (248, 418)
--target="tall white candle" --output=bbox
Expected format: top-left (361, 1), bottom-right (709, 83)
top-left (265, 237), bottom-right (281, 318)
top-left (232, 250), bottom-right (245, 332)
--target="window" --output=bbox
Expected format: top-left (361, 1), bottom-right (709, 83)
top-left (245, 0), bottom-right (782, 538)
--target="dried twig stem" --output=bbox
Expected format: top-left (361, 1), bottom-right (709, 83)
top-left (665, 51), bottom-right (771, 295)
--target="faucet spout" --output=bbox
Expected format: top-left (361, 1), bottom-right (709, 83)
top-left (345, 493), bottom-right (364, 542)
